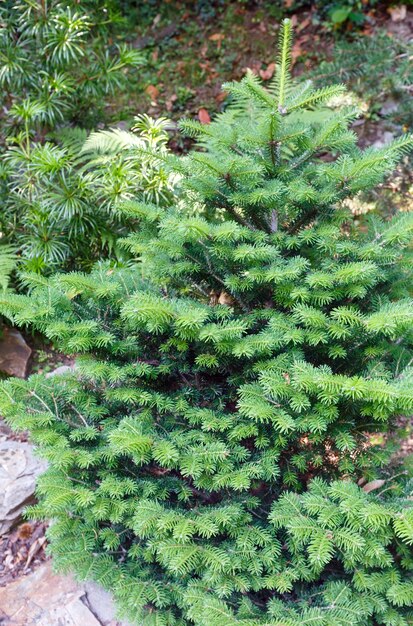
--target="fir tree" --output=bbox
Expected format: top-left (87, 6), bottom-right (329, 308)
top-left (1, 20), bottom-right (413, 626)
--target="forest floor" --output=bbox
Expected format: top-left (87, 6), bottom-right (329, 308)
top-left (113, 2), bottom-right (410, 124)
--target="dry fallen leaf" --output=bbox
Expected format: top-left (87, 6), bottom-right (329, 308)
top-left (209, 33), bottom-right (225, 42)
top-left (296, 17), bottom-right (311, 32)
top-left (218, 291), bottom-right (235, 306)
top-left (209, 32), bottom-right (225, 50)
top-left (165, 94), bottom-right (177, 112)
top-left (198, 108), bottom-right (211, 124)
top-left (291, 43), bottom-right (302, 64)
top-left (291, 34), bottom-right (310, 65)
top-left (145, 84), bottom-right (159, 102)
top-left (362, 479), bottom-right (386, 493)
top-left (216, 91), bottom-right (228, 104)
top-left (259, 62), bottom-right (276, 80)
top-left (388, 5), bottom-right (407, 21)
top-left (24, 536), bottom-right (46, 571)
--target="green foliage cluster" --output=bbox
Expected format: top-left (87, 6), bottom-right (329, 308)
top-left (178, 0), bottom-right (377, 27)
top-left (0, 0), bottom-right (141, 135)
top-left (0, 244), bottom-right (17, 290)
top-left (1, 115), bottom-right (174, 274)
top-left (0, 19), bottom-right (413, 626)
top-left (322, 0), bottom-right (376, 26)
top-left (0, 0), bottom-right (150, 277)
top-left (263, 0), bottom-right (378, 25)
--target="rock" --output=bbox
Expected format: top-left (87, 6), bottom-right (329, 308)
top-left (0, 328), bottom-right (31, 378)
top-left (115, 121), bottom-right (129, 131)
top-left (0, 561), bottom-right (95, 625)
top-left (83, 582), bottom-right (133, 626)
top-left (45, 364), bottom-right (76, 378)
top-left (388, 4), bottom-right (407, 22)
top-left (0, 442), bottom-right (46, 536)
top-left (0, 561), bottom-right (133, 625)
top-left (380, 99), bottom-right (399, 117)
top-left (372, 131), bottom-right (395, 149)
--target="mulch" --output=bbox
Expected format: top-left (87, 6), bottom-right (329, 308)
top-left (0, 521), bottom-right (48, 587)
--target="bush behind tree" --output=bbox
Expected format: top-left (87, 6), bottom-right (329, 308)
top-left (0, 0), bottom-right (141, 135)
top-left (0, 0), bottom-right (147, 278)
top-left (2, 115), bottom-right (175, 274)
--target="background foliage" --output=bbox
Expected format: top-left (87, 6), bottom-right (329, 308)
top-left (0, 0), bottom-right (141, 134)
top-left (1, 115), bottom-right (174, 274)
top-left (0, 0), bottom-right (142, 277)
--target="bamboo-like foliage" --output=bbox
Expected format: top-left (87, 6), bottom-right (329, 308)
top-left (0, 0), bottom-right (144, 273)
top-left (2, 116), bottom-right (175, 272)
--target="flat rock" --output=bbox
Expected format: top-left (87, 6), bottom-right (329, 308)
top-left (83, 582), bottom-right (133, 626)
top-left (0, 561), bottom-right (133, 625)
top-left (372, 130), bottom-right (395, 149)
top-left (0, 442), bottom-right (46, 536)
top-left (45, 364), bottom-right (76, 378)
top-left (0, 328), bottom-right (31, 378)
top-left (0, 561), bottom-right (95, 625)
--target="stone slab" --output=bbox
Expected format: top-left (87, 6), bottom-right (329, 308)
top-left (0, 442), bottom-right (47, 536)
top-left (0, 561), bottom-right (134, 626)
top-left (0, 328), bottom-right (31, 378)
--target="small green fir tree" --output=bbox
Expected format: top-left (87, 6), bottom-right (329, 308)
top-left (1, 20), bottom-right (413, 626)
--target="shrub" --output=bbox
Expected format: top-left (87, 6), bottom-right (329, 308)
top-left (1, 115), bottom-right (175, 274)
top-left (0, 0), bottom-right (148, 276)
top-left (1, 20), bottom-right (413, 626)
top-left (0, 0), bottom-right (142, 137)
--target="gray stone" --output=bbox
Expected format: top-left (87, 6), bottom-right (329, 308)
top-left (380, 99), bottom-right (399, 117)
top-left (45, 364), bottom-right (76, 378)
top-left (372, 131), bottom-right (395, 149)
top-left (0, 561), bottom-right (91, 625)
top-left (84, 582), bottom-right (133, 626)
top-left (0, 441), bottom-right (47, 536)
top-left (0, 328), bottom-right (31, 378)
top-left (0, 561), bottom-right (134, 625)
